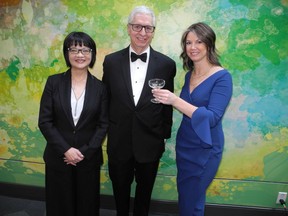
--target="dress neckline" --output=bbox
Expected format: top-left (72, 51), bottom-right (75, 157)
top-left (189, 69), bottom-right (225, 94)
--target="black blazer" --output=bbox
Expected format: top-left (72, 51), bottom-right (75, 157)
top-left (38, 69), bottom-right (109, 170)
top-left (102, 46), bottom-right (176, 163)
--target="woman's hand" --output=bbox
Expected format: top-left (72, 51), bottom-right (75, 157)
top-left (63, 147), bottom-right (84, 166)
top-left (153, 88), bottom-right (197, 118)
top-left (152, 89), bottom-right (178, 105)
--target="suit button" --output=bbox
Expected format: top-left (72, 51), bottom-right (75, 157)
top-left (73, 131), bottom-right (76, 134)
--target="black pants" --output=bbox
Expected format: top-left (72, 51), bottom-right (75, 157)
top-left (45, 164), bottom-right (100, 216)
top-left (108, 158), bottom-right (160, 216)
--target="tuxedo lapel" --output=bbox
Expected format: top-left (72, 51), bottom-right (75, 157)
top-left (136, 48), bottom-right (157, 107)
top-left (121, 48), bottom-right (135, 105)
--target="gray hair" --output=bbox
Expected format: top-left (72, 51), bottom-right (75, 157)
top-left (128, 5), bottom-right (156, 26)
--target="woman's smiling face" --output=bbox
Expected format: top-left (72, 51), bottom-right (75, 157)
top-left (68, 44), bottom-right (92, 70)
top-left (185, 31), bottom-right (208, 64)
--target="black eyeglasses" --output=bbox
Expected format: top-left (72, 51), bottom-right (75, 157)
top-left (129, 23), bottom-right (155, 33)
top-left (68, 48), bottom-right (92, 55)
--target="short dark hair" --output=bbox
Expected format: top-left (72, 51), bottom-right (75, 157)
top-left (63, 32), bottom-right (96, 68)
top-left (180, 22), bottom-right (221, 71)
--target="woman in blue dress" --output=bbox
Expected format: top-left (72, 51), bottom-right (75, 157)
top-left (152, 22), bottom-right (233, 216)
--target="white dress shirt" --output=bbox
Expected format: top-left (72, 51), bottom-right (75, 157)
top-left (129, 46), bottom-right (150, 105)
top-left (71, 88), bottom-right (85, 125)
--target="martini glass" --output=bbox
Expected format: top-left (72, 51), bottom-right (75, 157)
top-left (148, 78), bottom-right (165, 103)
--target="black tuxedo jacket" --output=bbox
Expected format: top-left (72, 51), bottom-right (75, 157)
top-left (102, 46), bottom-right (176, 163)
top-left (38, 69), bottom-right (109, 170)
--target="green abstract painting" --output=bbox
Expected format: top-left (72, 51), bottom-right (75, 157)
top-left (0, 0), bottom-right (287, 209)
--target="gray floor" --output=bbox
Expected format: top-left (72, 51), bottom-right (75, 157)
top-left (0, 195), bottom-right (176, 216)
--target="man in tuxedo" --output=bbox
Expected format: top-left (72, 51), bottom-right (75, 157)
top-left (102, 5), bottom-right (176, 216)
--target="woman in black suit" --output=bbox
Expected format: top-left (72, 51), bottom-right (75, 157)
top-left (38, 32), bottom-right (108, 216)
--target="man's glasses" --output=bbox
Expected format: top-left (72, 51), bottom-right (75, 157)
top-left (68, 48), bottom-right (92, 55)
top-left (129, 24), bottom-right (155, 33)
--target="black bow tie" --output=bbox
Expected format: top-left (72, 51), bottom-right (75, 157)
top-left (131, 52), bottom-right (147, 62)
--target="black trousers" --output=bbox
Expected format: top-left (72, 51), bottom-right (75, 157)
top-left (45, 163), bottom-right (100, 216)
top-left (108, 158), bottom-right (160, 216)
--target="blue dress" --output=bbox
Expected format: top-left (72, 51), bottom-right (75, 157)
top-left (176, 69), bottom-right (233, 216)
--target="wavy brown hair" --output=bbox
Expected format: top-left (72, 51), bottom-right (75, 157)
top-left (180, 22), bottom-right (221, 71)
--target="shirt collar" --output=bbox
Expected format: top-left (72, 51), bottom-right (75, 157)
top-left (129, 46), bottom-right (150, 57)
